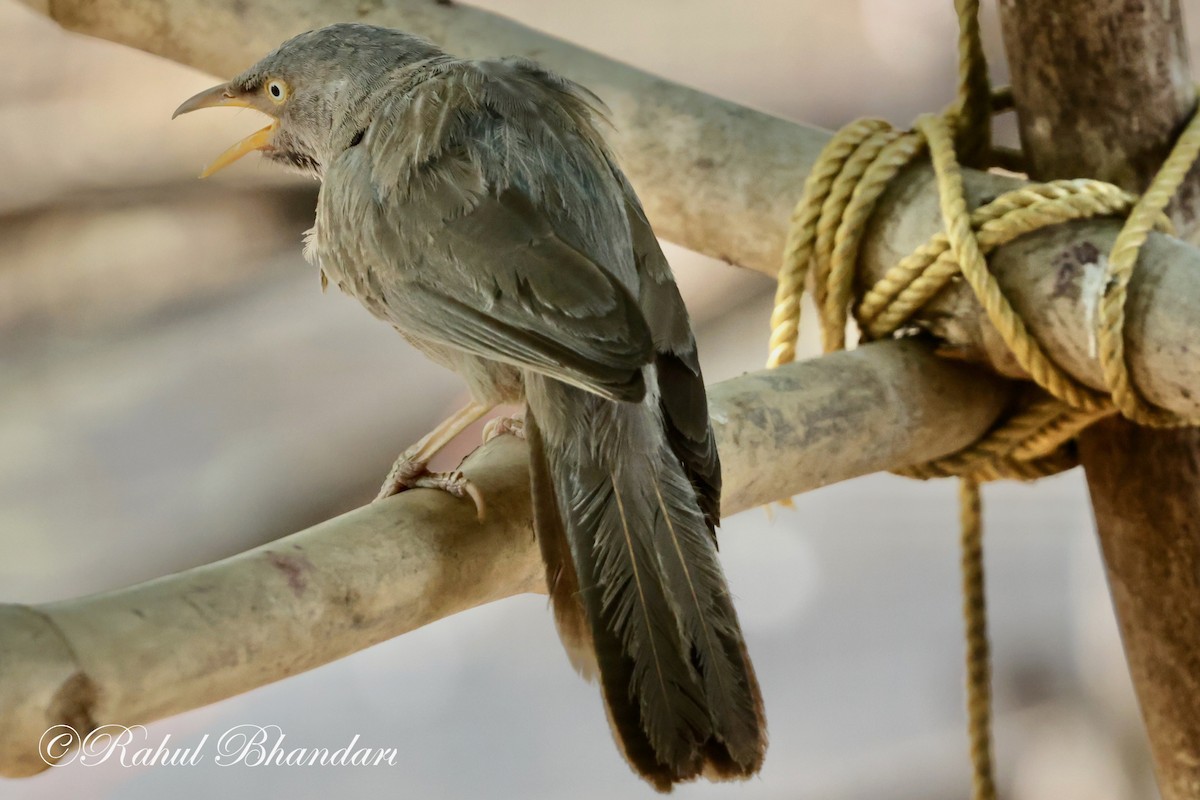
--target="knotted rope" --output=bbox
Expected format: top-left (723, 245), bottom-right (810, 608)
top-left (765, 0), bottom-right (1200, 796)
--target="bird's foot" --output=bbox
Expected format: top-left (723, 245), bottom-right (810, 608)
top-left (375, 456), bottom-right (485, 521)
top-left (482, 414), bottom-right (526, 444)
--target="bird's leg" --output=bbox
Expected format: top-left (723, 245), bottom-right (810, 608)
top-left (376, 401), bottom-right (491, 517)
top-left (481, 411), bottom-right (526, 444)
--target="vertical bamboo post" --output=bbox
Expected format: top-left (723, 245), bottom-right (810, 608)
top-left (997, 2), bottom-right (1200, 797)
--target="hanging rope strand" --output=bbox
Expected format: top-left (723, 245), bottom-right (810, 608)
top-left (959, 478), bottom-right (996, 800)
top-left (952, 0), bottom-right (991, 165)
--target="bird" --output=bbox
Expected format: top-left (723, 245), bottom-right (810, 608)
top-left (174, 23), bottom-right (766, 790)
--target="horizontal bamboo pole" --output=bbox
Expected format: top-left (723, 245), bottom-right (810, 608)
top-left (15, 0), bottom-right (825, 274)
top-left (18, 0), bottom-right (1200, 416)
top-left (0, 341), bottom-right (1013, 777)
top-left (858, 166), bottom-right (1200, 416)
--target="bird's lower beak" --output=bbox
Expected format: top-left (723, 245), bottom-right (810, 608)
top-left (173, 82), bottom-right (278, 178)
top-left (196, 122), bottom-right (278, 178)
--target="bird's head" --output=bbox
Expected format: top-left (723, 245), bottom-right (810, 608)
top-left (173, 23), bottom-right (444, 178)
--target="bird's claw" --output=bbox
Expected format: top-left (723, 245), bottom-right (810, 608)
top-left (414, 469), bottom-right (486, 520)
top-left (482, 414), bottom-right (526, 444)
top-left (375, 453), bottom-right (426, 501)
top-left (375, 462), bottom-right (485, 521)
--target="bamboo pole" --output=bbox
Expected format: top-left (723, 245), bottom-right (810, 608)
top-left (997, 2), bottom-right (1200, 797)
top-left (16, 0), bottom-right (1200, 415)
top-left (0, 341), bottom-right (1013, 777)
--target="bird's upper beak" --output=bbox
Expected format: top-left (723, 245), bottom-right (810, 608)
top-left (173, 82), bottom-right (278, 178)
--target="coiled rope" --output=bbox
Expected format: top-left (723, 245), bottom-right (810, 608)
top-left (764, 0), bottom-right (1200, 796)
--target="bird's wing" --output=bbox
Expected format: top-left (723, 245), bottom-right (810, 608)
top-left (620, 179), bottom-right (723, 531)
top-left (316, 58), bottom-right (652, 402)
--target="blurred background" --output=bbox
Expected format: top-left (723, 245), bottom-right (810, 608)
top-left (1, 0), bottom-right (1192, 797)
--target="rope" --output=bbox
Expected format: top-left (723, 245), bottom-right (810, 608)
top-left (959, 478), bottom-right (995, 800)
top-left (1100, 116), bottom-right (1200, 425)
top-left (765, 1), bottom-right (1200, 797)
top-left (952, 0), bottom-right (991, 165)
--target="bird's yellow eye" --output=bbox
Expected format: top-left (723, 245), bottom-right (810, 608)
top-left (266, 79), bottom-right (289, 103)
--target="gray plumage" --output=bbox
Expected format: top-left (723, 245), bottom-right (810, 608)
top-left (179, 23), bottom-right (766, 790)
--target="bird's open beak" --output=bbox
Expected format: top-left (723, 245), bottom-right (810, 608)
top-left (173, 83), bottom-right (278, 178)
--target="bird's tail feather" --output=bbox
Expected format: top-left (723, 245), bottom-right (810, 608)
top-left (526, 379), bottom-right (766, 791)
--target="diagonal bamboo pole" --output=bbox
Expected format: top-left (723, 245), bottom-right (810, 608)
top-left (997, 2), bottom-right (1200, 797)
top-left (0, 341), bottom-right (1013, 777)
top-left (15, 0), bottom-right (1200, 415)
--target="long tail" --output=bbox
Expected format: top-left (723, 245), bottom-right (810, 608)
top-left (525, 375), bottom-right (766, 791)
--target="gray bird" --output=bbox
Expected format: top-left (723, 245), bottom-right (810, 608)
top-left (174, 23), bottom-right (766, 790)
